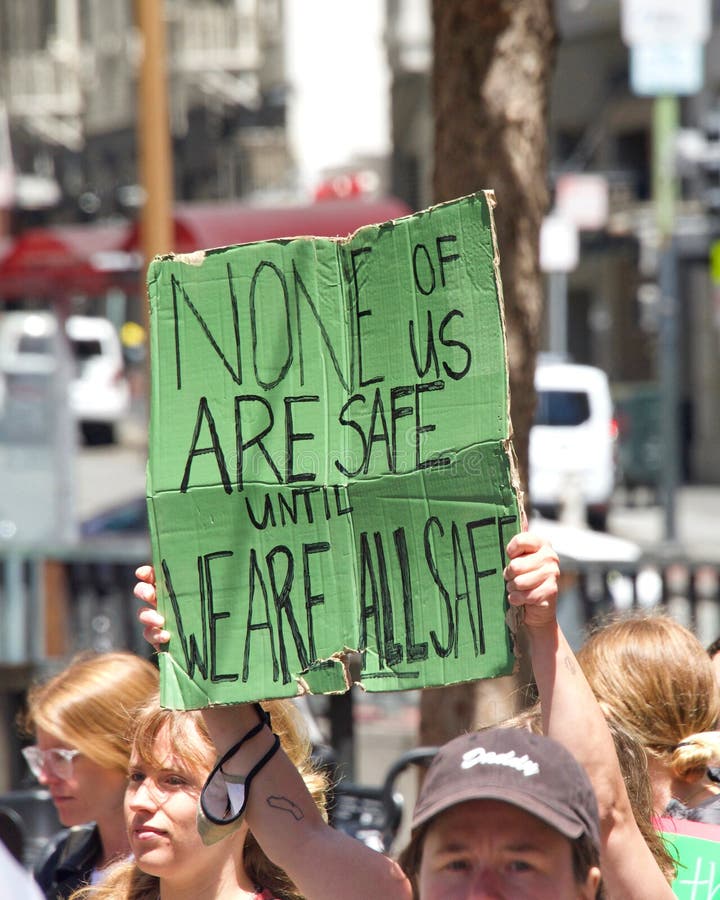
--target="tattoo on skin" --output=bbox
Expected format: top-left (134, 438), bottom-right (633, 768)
top-left (563, 654), bottom-right (577, 675)
top-left (267, 794), bottom-right (304, 820)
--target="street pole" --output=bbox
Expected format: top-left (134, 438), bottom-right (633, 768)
top-left (0, 102), bottom-right (13, 239)
top-left (135, 0), bottom-right (174, 335)
top-left (540, 214), bottom-right (578, 359)
top-left (621, 0), bottom-right (710, 545)
top-left (547, 270), bottom-right (568, 358)
top-left (653, 94), bottom-right (680, 544)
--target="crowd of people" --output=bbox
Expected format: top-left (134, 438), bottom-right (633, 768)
top-left (3, 530), bottom-right (719, 899)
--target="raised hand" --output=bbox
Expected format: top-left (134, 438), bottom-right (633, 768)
top-left (133, 565), bottom-right (170, 649)
top-left (503, 532), bottom-right (560, 630)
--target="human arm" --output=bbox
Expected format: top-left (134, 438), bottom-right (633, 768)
top-left (504, 533), bottom-right (675, 899)
top-left (201, 702), bottom-right (411, 900)
top-left (134, 567), bottom-right (412, 900)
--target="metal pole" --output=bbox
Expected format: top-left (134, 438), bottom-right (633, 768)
top-left (2, 553), bottom-right (24, 664)
top-left (55, 297), bottom-right (77, 545)
top-left (652, 94), bottom-right (680, 544)
top-left (547, 270), bottom-right (568, 358)
top-left (135, 0), bottom-right (174, 313)
top-left (658, 240), bottom-right (679, 542)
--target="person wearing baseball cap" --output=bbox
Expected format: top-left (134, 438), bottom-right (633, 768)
top-left (399, 727), bottom-right (602, 899)
top-left (500, 532), bottom-right (674, 900)
top-left (395, 532), bottom-right (677, 900)
top-left (134, 531), bottom-right (675, 900)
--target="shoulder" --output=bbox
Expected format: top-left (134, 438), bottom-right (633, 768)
top-left (34, 828), bottom-right (71, 884)
top-left (688, 792), bottom-right (720, 824)
top-left (666, 792), bottom-right (720, 825)
top-left (34, 825), bottom-right (101, 895)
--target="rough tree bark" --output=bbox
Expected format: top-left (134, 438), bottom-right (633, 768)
top-left (420, 0), bottom-right (557, 746)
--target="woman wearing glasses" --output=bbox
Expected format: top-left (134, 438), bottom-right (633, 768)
top-left (21, 651), bottom-right (159, 899)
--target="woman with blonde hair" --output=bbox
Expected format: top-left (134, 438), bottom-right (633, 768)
top-left (70, 696), bottom-right (330, 900)
top-left (22, 651), bottom-right (159, 899)
top-left (577, 612), bottom-right (720, 823)
top-left (390, 533), bottom-right (675, 900)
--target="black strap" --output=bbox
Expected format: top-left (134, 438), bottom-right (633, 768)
top-left (216, 703), bottom-right (270, 775)
top-left (240, 733), bottom-right (281, 808)
top-left (200, 703), bottom-right (280, 826)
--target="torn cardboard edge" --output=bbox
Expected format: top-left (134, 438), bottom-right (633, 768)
top-left (160, 636), bottom-right (520, 709)
top-left (149, 191), bottom-right (524, 708)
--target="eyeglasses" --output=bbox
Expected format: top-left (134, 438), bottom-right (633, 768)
top-left (22, 745), bottom-right (81, 781)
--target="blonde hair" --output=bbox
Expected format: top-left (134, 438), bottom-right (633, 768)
top-left (23, 651), bottom-right (159, 772)
top-left (577, 614), bottom-right (720, 779)
top-left (71, 697), bottom-right (327, 900)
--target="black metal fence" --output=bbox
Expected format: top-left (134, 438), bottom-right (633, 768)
top-left (1, 543), bottom-right (720, 868)
top-left (1, 544), bottom-right (719, 792)
top-left (0, 538), bottom-right (149, 667)
top-left (0, 540), bottom-right (151, 799)
top-left (573, 556), bottom-right (720, 645)
top-left (3, 549), bottom-right (717, 661)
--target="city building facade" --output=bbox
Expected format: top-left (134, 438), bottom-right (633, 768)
top-left (385, 0), bottom-right (720, 482)
top-left (0, 0), bottom-right (289, 229)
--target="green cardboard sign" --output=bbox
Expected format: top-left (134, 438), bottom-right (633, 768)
top-left (669, 833), bottom-right (720, 898)
top-left (147, 192), bottom-right (523, 708)
top-left (656, 819), bottom-right (720, 898)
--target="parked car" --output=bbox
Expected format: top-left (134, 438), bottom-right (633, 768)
top-left (80, 494), bottom-right (148, 537)
top-left (0, 311), bottom-right (130, 444)
top-left (529, 360), bottom-right (616, 531)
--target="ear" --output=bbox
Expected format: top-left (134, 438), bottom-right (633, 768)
top-left (580, 865), bottom-right (602, 899)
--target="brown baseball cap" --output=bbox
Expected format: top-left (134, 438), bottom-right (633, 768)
top-left (412, 727), bottom-right (600, 851)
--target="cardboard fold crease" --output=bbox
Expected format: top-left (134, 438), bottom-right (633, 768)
top-left (147, 192), bottom-right (524, 708)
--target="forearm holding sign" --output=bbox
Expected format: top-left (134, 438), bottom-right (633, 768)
top-left (134, 566), bottom-right (412, 900)
top-left (504, 533), bottom-right (674, 900)
top-left (200, 703), bottom-right (411, 900)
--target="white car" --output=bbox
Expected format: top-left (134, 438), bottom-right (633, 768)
top-left (0, 311), bottom-right (130, 444)
top-left (529, 361), bottom-right (616, 531)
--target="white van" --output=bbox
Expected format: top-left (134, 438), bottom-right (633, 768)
top-left (529, 361), bottom-right (616, 530)
top-left (0, 311), bottom-right (130, 444)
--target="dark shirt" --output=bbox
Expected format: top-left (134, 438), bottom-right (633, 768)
top-left (33, 824), bottom-right (101, 900)
top-left (665, 790), bottom-right (720, 827)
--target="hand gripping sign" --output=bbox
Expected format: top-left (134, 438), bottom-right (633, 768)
top-left (146, 191), bottom-right (523, 708)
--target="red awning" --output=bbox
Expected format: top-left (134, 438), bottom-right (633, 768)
top-left (0, 237), bottom-right (11, 273)
top-left (125, 196), bottom-right (413, 256)
top-left (0, 198), bottom-right (414, 300)
top-left (0, 220), bottom-right (135, 299)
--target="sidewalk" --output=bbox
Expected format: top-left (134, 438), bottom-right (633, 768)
top-left (608, 485), bottom-right (720, 562)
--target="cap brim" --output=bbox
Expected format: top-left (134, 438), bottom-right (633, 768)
top-left (412, 783), bottom-right (587, 842)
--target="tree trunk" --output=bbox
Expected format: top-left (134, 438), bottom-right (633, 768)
top-left (421, 0), bottom-right (556, 746)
